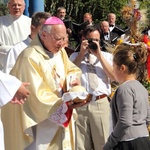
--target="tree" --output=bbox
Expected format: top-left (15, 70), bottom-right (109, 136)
top-left (0, 3), bottom-right (8, 16)
top-left (44, 0), bottom-right (150, 27)
top-left (44, 0), bottom-right (128, 25)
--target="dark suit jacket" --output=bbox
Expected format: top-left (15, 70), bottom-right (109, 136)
top-left (100, 31), bottom-right (119, 52)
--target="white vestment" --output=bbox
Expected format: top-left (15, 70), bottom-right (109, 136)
top-left (1, 36), bottom-right (82, 150)
top-left (3, 37), bottom-right (31, 74)
top-left (0, 14), bottom-right (31, 71)
top-left (0, 71), bottom-right (21, 150)
top-left (25, 51), bottom-right (76, 150)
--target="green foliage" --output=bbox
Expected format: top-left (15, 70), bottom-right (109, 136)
top-left (44, 0), bottom-right (150, 27)
top-left (44, 0), bottom-right (128, 27)
top-left (0, 3), bottom-right (8, 16)
top-left (44, 0), bottom-right (150, 49)
top-left (140, 0), bottom-right (150, 19)
top-left (0, 0), bottom-right (150, 27)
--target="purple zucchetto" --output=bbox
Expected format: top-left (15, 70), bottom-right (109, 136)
top-left (44, 16), bottom-right (64, 25)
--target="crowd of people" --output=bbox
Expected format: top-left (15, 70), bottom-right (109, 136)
top-left (0, 0), bottom-right (150, 150)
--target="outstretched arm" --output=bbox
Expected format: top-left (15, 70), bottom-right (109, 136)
top-left (0, 71), bottom-right (30, 106)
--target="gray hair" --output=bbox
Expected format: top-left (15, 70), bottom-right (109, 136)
top-left (31, 12), bottom-right (51, 27)
top-left (8, 0), bottom-right (25, 4)
top-left (39, 24), bottom-right (52, 36)
top-left (57, 7), bottom-right (66, 13)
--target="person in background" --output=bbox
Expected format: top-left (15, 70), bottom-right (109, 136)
top-left (107, 13), bottom-right (117, 32)
top-left (100, 21), bottom-right (119, 52)
top-left (107, 13), bottom-right (125, 35)
top-left (29, 12), bottom-right (51, 40)
top-left (74, 13), bottom-right (93, 52)
top-left (70, 25), bottom-right (115, 150)
top-left (56, 6), bottom-right (66, 21)
top-left (0, 71), bottom-right (30, 150)
top-left (108, 13), bottom-right (120, 31)
top-left (104, 43), bottom-right (150, 150)
top-left (2, 16), bottom-right (88, 150)
top-left (83, 13), bottom-right (93, 25)
top-left (3, 12), bottom-right (51, 74)
top-left (0, 0), bottom-right (31, 72)
top-left (56, 6), bottom-right (74, 51)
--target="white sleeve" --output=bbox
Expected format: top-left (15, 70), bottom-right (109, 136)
top-left (0, 71), bottom-right (21, 107)
top-left (3, 41), bottom-right (28, 74)
top-left (69, 52), bottom-right (79, 62)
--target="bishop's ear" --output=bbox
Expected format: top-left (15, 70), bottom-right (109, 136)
top-left (42, 30), bottom-right (47, 38)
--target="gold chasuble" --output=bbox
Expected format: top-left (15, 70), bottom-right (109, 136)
top-left (1, 36), bottom-right (81, 150)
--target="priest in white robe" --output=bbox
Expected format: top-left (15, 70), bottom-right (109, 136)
top-left (0, 0), bottom-right (31, 71)
top-left (3, 12), bottom-right (51, 74)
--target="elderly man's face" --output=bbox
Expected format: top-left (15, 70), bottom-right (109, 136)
top-left (43, 24), bottom-right (67, 54)
top-left (101, 22), bottom-right (109, 33)
top-left (108, 14), bottom-right (116, 25)
top-left (57, 9), bottom-right (66, 20)
top-left (83, 14), bottom-right (92, 24)
top-left (8, 0), bottom-right (25, 17)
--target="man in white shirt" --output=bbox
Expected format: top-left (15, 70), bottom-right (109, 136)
top-left (0, 0), bottom-right (31, 72)
top-left (0, 71), bottom-right (30, 150)
top-left (70, 25), bottom-right (115, 150)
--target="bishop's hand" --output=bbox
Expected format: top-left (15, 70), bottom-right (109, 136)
top-left (67, 94), bottom-right (92, 109)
